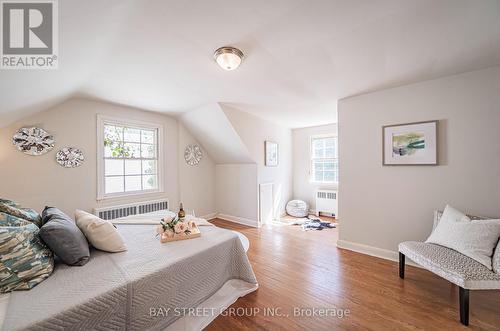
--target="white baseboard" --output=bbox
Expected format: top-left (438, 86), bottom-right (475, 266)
top-left (217, 214), bottom-right (259, 228)
top-left (199, 212), bottom-right (218, 221)
top-left (336, 239), bottom-right (422, 268)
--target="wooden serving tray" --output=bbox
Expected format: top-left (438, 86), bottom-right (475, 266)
top-left (160, 229), bottom-right (201, 243)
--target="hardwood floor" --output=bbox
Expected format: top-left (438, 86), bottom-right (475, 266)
top-left (206, 219), bottom-right (500, 331)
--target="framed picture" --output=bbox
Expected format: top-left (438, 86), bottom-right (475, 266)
top-left (382, 120), bottom-right (438, 166)
top-left (265, 141), bottom-right (278, 167)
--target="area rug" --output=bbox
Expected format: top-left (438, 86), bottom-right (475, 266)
top-left (290, 216), bottom-right (336, 231)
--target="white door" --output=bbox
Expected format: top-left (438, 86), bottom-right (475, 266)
top-left (259, 183), bottom-right (274, 225)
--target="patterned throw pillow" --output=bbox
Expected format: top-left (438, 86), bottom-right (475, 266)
top-left (0, 212), bottom-right (28, 226)
top-left (0, 198), bottom-right (19, 207)
top-left (20, 208), bottom-right (43, 227)
top-left (0, 221), bottom-right (54, 293)
top-left (0, 203), bottom-right (42, 227)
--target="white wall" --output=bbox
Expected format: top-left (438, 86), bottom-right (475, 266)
top-left (178, 124), bottom-right (216, 218)
top-left (292, 124), bottom-right (337, 212)
top-left (0, 98), bottom-right (215, 218)
top-left (215, 164), bottom-right (258, 226)
top-left (338, 67), bottom-right (500, 256)
top-left (223, 106), bottom-right (293, 219)
top-left (180, 103), bottom-right (253, 164)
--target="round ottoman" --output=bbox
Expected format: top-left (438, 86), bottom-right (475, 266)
top-left (286, 200), bottom-right (309, 218)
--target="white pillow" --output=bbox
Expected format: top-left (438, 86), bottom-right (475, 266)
top-left (426, 205), bottom-right (500, 270)
top-left (75, 210), bottom-right (127, 253)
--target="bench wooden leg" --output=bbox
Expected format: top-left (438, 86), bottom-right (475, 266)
top-left (399, 252), bottom-right (405, 279)
top-left (459, 287), bottom-right (469, 326)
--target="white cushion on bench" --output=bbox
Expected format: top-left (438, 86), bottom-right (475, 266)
top-left (399, 241), bottom-right (500, 290)
top-left (425, 205), bottom-right (500, 270)
top-left (434, 209), bottom-right (500, 274)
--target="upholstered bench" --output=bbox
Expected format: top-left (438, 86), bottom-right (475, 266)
top-left (398, 211), bottom-right (500, 326)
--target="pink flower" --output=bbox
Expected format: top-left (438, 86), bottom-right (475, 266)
top-left (174, 222), bottom-right (187, 234)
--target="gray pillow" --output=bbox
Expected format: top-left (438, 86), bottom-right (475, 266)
top-left (40, 207), bottom-right (90, 266)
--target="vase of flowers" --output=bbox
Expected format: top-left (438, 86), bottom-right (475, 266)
top-left (157, 215), bottom-right (200, 243)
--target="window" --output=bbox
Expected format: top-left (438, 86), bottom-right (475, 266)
top-left (310, 135), bottom-right (338, 183)
top-left (97, 116), bottom-right (163, 199)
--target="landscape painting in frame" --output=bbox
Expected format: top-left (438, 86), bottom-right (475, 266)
top-left (383, 120), bottom-right (438, 165)
top-left (265, 141), bottom-right (278, 166)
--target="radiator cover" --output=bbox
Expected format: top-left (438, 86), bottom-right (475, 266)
top-left (315, 190), bottom-right (337, 217)
top-left (93, 199), bottom-right (169, 220)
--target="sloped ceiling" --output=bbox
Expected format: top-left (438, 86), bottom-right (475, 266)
top-left (180, 103), bottom-right (253, 164)
top-left (1, 0), bottom-right (500, 128)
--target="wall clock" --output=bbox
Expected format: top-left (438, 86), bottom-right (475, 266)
top-left (56, 147), bottom-right (85, 168)
top-left (12, 127), bottom-right (55, 155)
top-left (184, 144), bottom-right (202, 166)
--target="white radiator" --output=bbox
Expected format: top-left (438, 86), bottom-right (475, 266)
top-left (315, 190), bottom-right (337, 217)
top-left (93, 199), bottom-right (169, 220)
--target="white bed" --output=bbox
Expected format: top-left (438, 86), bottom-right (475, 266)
top-left (1, 211), bottom-right (257, 331)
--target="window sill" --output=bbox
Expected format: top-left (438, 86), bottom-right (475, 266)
top-left (97, 189), bottom-right (163, 201)
top-left (309, 181), bottom-right (338, 185)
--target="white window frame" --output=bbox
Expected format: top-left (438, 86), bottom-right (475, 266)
top-left (309, 134), bottom-right (338, 184)
top-left (96, 114), bottom-right (164, 200)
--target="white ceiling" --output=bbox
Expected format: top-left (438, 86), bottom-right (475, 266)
top-left (1, 0), bottom-right (499, 128)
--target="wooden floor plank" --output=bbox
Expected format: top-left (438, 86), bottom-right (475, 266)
top-left (205, 219), bottom-right (500, 331)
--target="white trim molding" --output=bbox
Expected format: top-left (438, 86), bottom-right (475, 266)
top-left (217, 214), bottom-right (260, 228)
top-left (199, 212), bottom-right (218, 221)
top-left (96, 114), bottom-right (165, 201)
top-left (337, 239), bottom-right (422, 268)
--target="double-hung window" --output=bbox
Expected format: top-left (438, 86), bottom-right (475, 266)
top-left (97, 116), bottom-right (163, 199)
top-left (310, 135), bottom-right (338, 183)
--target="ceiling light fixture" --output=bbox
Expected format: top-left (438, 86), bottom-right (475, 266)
top-left (214, 46), bottom-right (244, 71)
